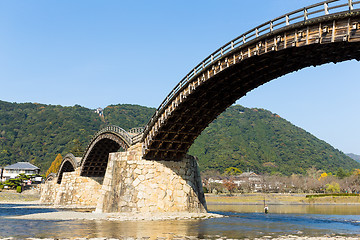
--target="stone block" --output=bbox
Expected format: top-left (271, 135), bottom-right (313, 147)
top-left (134, 168), bottom-right (142, 175)
top-left (133, 177), bottom-right (141, 187)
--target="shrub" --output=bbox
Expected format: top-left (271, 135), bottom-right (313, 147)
top-left (16, 186), bottom-right (22, 193)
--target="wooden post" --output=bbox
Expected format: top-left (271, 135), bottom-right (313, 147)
top-left (324, 3), bottom-right (329, 15)
top-left (349, 0), bottom-right (354, 11)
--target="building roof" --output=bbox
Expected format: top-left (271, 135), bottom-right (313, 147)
top-left (4, 162), bottom-right (40, 170)
top-left (239, 171), bottom-right (258, 177)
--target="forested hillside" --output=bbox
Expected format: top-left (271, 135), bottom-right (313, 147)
top-left (0, 100), bottom-right (359, 175)
top-left (0, 101), bottom-right (103, 170)
top-left (188, 105), bottom-right (360, 175)
top-left (103, 104), bottom-right (155, 130)
top-left (0, 101), bottom-right (156, 171)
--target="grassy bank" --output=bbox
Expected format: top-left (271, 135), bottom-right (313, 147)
top-left (205, 193), bottom-right (360, 205)
top-left (0, 190), bottom-right (40, 202)
top-left (1, 190), bottom-right (359, 205)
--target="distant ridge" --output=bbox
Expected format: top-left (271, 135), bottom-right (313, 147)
top-left (347, 153), bottom-right (360, 163)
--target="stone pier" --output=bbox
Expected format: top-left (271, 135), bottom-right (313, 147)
top-left (96, 143), bottom-right (207, 213)
top-left (41, 143), bottom-right (207, 213)
top-left (40, 168), bottom-right (103, 207)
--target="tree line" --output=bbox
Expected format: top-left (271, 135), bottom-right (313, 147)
top-left (203, 167), bottom-right (360, 195)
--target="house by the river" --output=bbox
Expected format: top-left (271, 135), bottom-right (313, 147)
top-left (1, 162), bottom-right (40, 182)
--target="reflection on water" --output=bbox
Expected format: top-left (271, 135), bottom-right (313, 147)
top-left (0, 204), bottom-right (360, 239)
top-left (61, 220), bottom-right (201, 239)
top-left (0, 203), bottom-right (58, 216)
top-left (0, 218), bottom-right (208, 239)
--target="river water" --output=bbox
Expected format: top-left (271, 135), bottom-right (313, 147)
top-left (1, 203), bottom-right (360, 239)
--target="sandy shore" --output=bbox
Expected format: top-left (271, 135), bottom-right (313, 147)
top-left (0, 191), bottom-right (224, 221)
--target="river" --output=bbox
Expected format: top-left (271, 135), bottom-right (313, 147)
top-left (1, 203), bottom-right (360, 239)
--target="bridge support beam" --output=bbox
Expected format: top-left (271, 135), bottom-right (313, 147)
top-left (95, 143), bottom-right (207, 213)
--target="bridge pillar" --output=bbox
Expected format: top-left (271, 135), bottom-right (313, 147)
top-left (95, 143), bottom-right (207, 213)
top-left (40, 168), bottom-right (103, 207)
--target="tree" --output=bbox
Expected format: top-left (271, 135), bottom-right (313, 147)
top-left (224, 167), bottom-right (242, 176)
top-left (223, 179), bottom-right (237, 195)
top-left (17, 173), bottom-right (30, 182)
top-left (318, 172), bottom-right (328, 181)
top-left (45, 153), bottom-right (63, 177)
top-left (336, 167), bottom-right (349, 179)
top-left (4, 178), bottom-right (21, 189)
top-left (326, 182), bottom-right (340, 193)
top-left (353, 169), bottom-right (360, 176)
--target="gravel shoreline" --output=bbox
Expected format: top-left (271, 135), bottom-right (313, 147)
top-left (2, 200), bottom-right (223, 221)
top-left (7, 209), bottom-right (224, 221)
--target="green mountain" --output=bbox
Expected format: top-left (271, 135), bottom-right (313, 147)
top-left (0, 101), bottom-right (103, 170)
top-left (188, 105), bottom-right (360, 175)
top-left (0, 100), bottom-right (358, 175)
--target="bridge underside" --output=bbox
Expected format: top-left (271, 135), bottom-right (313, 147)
top-left (57, 161), bottom-right (75, 184)
top-left (144, 14), bottom-right (360, 160)
top-left (80, 134), bottom-right (127, 177)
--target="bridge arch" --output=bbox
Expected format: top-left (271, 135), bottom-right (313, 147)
top-left (80, 125), bottom-right (132, 177)
top-left (142, 0), bottom-right (360, 160)
top-left (57, 153), bottom-right (79, 184)
top-left (45, 172), bottom-right (57, 182)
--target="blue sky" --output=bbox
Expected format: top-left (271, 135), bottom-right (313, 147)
top-left (1, 1), bottom-right (359, 154)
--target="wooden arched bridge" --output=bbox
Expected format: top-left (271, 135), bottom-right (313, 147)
top-left (46, 0), bottom-right (360, 213)
top-left (142, 0), bottom-right (360, 160)
top-left (80, 125), bottom-right (134, 177)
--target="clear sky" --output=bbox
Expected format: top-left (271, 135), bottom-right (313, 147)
top-left (0, 1), bottom-right (359, 154)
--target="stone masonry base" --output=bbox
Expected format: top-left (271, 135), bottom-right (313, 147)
top-left (40, 169), bottom-right (103, 207)
top-left (96, 143), bottom-right (207, 213)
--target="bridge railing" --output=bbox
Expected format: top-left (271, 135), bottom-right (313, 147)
top-left (129, 127), bottom-right (144, 144)
top-left (132, 133), bottom-right (144, 145)
top-left (89, 125), bottom-right (133, 146)
top-left (129, 127), bottom-right (144, 134)
top-left (143, 0), bottom-right (360, 137)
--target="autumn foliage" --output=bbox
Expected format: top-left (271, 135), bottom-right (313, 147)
top-left (45, 153), bottom-right (63, 177)
top-left (223, 180), bottom-right (237, 195)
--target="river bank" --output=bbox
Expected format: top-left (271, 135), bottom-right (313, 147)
top-left (2, 190), bottom-right (360, 207)
top-left (0, 189), bottom-right (40, 203)
top-left (205, 193), bottom-right (360, 205)
top-left (2, 190), bottom-right (360, 205)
